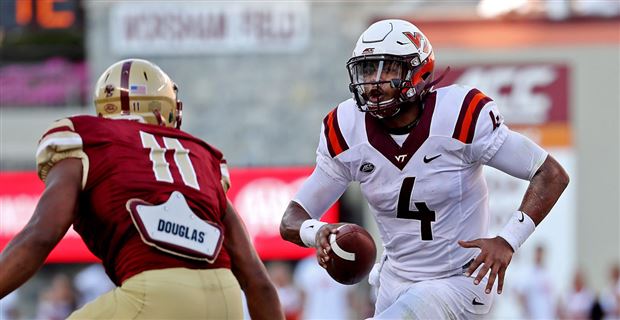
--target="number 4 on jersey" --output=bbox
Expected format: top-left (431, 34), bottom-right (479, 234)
top-left (140, 131), bottom-right (200, 190)
top-left (397, 177), bottom-right (436, 240)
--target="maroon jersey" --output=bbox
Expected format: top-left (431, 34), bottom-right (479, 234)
top-left (36, 116), bottom-right (231, 285)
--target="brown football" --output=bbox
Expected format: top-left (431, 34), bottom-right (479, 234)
top-left (325, 224), bottom-right (377, 285)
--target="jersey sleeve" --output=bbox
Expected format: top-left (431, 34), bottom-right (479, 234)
top-left (315, 109), bottom-right (353, 186)
top-left (36, 118), bottom-right (89, 188)
top-left (461, 99), bottom-right (510, 164)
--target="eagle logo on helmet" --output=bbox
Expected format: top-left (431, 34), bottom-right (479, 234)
top-left (104, 85), bottom-right (115, 98)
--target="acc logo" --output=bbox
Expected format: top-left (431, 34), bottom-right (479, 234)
top-left (104, 104), bottom-right (117, 113)
top-left (360, 162), bottom-right (375, 173)
top-left (362, 48), bottom-right (374, 55)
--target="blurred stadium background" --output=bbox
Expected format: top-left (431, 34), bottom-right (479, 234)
top-left (0, 0), bottom-right (618, 319)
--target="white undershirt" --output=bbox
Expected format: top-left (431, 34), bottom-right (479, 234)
top-left (390, 133), bottom-right (408, 147)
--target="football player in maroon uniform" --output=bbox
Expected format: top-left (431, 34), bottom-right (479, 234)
top-left (0, 59), bottom-right (284, 319)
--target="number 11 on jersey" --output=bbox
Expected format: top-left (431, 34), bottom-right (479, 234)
top-left (140, 131), bottom-right (200, 190)
top-left (397, 177), bottom-right (436, 240)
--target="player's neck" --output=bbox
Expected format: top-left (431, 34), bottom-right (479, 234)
top-left (381, 103), bottom-right (421, 134)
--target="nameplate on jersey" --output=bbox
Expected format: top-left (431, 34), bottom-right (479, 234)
top-left (126, 191), bottom-right (223, 263)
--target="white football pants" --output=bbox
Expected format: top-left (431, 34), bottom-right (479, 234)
top-left (371, 260), bottom-right (495, 320)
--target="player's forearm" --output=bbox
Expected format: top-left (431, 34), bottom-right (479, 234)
top-left (223, 200), bottom-right (284, 319)
top-left (228, 247), bottom-right (283, 319)
top-left (242, 276), bottom-right (285, 320)
top-left (228, 246), bottom-right (284, 319)
top-left (519, 155), bottom-right (569, 225)
top-left (0, 226), bottom-right (56, 298)
top-left (279, 201), bottom-right (312, 247)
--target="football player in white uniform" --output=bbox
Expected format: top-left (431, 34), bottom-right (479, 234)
top-left (280, 19), bottom-right (569, 319)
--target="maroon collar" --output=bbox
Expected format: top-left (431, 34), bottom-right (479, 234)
top-left (365, 92), bottom-right (437, 170)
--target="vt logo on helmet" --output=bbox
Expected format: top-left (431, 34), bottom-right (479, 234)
top-left (93, 59), bottom-right (183, 129)
top-left (347, 19), bottom-right (435, 119)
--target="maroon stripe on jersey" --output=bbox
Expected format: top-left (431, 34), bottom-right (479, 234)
top-left (365, 91), bottom-right (437, 170)
top-left (331, 107), bottom-right (349, 154)
top-left (323, 107), bottom-right (349, 158)
top-left (120, 61), bottom-right (132, 114)
top-left (40, 125), bottom-right (74, 141)
top-left (464, 96), bottom-right (492, 143)
top-left (323, 112), bottom-right (337, 157)
top-left (452, 88), bottom-right (480, 140)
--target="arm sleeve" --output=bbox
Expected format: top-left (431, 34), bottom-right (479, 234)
top-left (292, 165), bottom-right (349, 219)
top-left (292, 120), bottom-right (352, 219)
top-left (36, 118), bottom-right (89, 188)
top-left (486, 130), bottom-right (548, 180)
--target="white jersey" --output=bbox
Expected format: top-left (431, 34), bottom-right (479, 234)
top-left (315, 84), bottom-right (509, 281)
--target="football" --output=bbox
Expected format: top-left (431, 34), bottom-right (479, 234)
top-left (325, 224), bottom-right (377, 285)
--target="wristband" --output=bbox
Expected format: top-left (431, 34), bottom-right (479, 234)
top-left (498, 211), bottom-right (535, 252)
top-left (300, 219), bottom-right (327, 247)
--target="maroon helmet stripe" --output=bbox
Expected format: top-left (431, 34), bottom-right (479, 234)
top-left (464, 96), bottom-right (492, 143)
top-left (120, 61), bottom-right (132, 114)
top-left (452, 88), bottom-right (480, 140)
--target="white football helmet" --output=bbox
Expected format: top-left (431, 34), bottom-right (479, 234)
top-left (347, 19), bottom-right (435, 118)
top-left (93, 59), bottom-right (183, 128)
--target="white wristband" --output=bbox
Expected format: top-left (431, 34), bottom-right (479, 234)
top-left (300, 219), bottom-right (327, 248)
top-left (498, 211), bottom-right (536, 252)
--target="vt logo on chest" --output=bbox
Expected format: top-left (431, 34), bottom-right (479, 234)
top-left (395, 154), bottom-right (408, 162)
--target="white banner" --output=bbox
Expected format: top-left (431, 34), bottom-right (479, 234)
top-left (110, 2), bottom-right (310, 55)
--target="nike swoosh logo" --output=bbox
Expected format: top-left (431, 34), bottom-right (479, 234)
top-left (472, 298), bottom-right (484, 306)
top-left (518, 211), bottom-right (525, 223)
top-left (423, 154), bottom-right (441, 163)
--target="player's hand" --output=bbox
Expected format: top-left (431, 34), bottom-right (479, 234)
top-left (314, 223), bottom-right (342, 269)
top-left (458, 236), bottom-right (514, 295)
